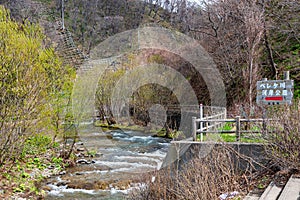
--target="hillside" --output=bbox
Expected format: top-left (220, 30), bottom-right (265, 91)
top-left (1, 0), bottom-right (299, 106)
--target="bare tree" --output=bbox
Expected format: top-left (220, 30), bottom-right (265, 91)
top-left (185, 0), bottom-right (265, 109)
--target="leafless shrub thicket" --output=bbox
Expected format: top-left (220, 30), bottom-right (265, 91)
top-left (265, 100), bottom-right (300, 171)
top-left (129, 146), bottom-right (253, 200)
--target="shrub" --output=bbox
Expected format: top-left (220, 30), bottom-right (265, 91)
top-left (0, 6), bottom-right (74, 165)
top-left (265, 100), bottom-right (300, 171)
top-left (129, 146), bottom-right (246, 200)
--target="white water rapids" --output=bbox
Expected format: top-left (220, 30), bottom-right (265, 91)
top-left (45, 129), bottom-right (170, 200)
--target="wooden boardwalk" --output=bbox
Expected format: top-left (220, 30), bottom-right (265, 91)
top-left (245, 175), bottom-right (300, 200)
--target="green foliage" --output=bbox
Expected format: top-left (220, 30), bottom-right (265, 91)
top-left (26, 157), bottom-right (47, 170)
top-left (0, 5), bottom-right (75, 164)
top-left (218, 122), bottom-right (234, 131)
top-left (13, 183), bottom-right (26, 193)
top-left (96, 68), bottom-right (125, 122)
top-left (51, 157), bottom-right (63, 169)
top-left (87, 150), bottom-right (97, 157)
top-left (21, 135), bottom-right (52, 157)
top-left (219, 133), bottom-right (265, 143)
top-left (97, 68), bottom-right (126, 103)
top-left (220, 134), bottom-right (236, 142)
top-left (21, 172), bottom-right (30, 178)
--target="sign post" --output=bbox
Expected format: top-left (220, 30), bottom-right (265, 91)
top-left (256, 72), bottom-right (294, 135)
top-left (256, 72), bottom-right (294, 105)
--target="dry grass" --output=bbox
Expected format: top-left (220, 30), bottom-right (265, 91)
top-left (128, 146), bottom-right (255, 200)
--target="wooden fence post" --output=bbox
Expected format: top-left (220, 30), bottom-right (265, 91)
top-left (284, 71), bottom-right (290, 80)
top-left (223, 107), bottom-right (227, 129)
top-left (262, 106), bottom-right (267, 135)
top-left (199, 104), bottom-right (203, 141)
top-left (236, 116), bottom-right (241, 141)
top-left (192, 117), bottom-right (197, 141)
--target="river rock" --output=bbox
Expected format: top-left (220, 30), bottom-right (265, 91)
top-left (77, 147), bottom-right (85, 152)
top-left (68, 182), bottom-right (95, 190)
top-left (41, 169), bottom-right (53, 178)
top-left (47, 165), bottom-right (55, 169)
top-left (76, 159), bottom-right (90, 164)
top-left (105, 134), bottom-right (113, 139)
top-left (95, 181), bottom-right (110, 190)
top-left (111, 180), bottom-right (132, 190)
top-left (75, 152), bottom-right (84, 158)
top-left (75, 141), bottom-right (84, 146)
top-left (65, 138), bottom-right (74, 144)
top-left (41, 185), bottom-right (52, 191)
top-left (59, 171), bottom-right (66, 175)
top-left (56, 180), bottom-right (69, 187)
top-left (94, 153), bottom-right (103, 157)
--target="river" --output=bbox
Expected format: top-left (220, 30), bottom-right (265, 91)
top-left (45, 127), bottom-right (170, 199)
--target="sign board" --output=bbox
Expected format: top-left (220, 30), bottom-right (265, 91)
top-left (256, 79), bottom-right (294, 105)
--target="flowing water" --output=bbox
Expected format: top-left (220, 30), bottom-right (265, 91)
top-left (45, 127), bottom-right (170, 200)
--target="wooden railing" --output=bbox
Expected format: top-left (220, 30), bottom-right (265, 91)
top-left (192, 104), bottom-right (226, 141)
top-left (191, 104), bottom-right (271, 141)
top-left (192, 116), bottom-right (268, 141)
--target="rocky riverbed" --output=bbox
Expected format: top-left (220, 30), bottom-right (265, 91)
top-left (44, 128), bottom-right (170, 199)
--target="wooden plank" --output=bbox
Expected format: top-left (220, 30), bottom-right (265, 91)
top-left (196, 130), bottom-right (235, 133)
top-left (196, 118), bottom-right (276, 123)
top-left (205, 112), bottom-right (226, 119)
top-left (197, 122), bottom-right (224, 131)
top-left (240, 119), bottom-right (269, 122)
top-left (196, 119), bottom-right (236, 122)
top-left (196, 130), bottom-right (262, 134)
top-left (259, 182), bottom-right (282, 200)
top-left (244, 195), bottom-right (260, 200)
top-left (278, 176), bottom-right (300, 200)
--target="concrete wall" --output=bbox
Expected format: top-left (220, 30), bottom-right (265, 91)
top-left (162, 141), bottom-right (269, 171)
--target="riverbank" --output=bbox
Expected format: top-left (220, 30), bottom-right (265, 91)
top-left (0, 135), bottom-right (72, 199)
top-left (94, 120), bottom-right (184, 139)
top-left (0, 124), bottom-right (170, 199)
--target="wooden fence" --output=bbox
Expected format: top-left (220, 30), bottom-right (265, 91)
top-left (192, 107), bottom-right (268, 141)
top-left (192, 104), bottom-right (227, 141)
